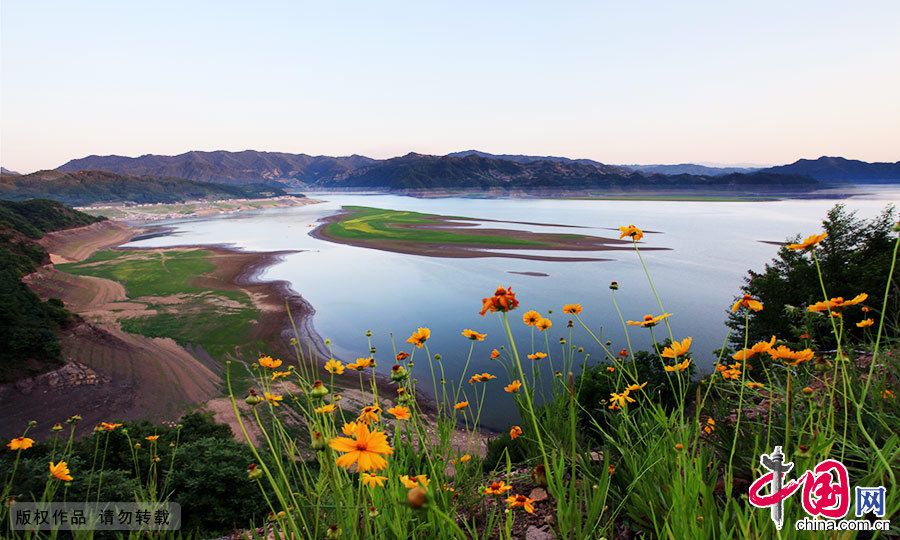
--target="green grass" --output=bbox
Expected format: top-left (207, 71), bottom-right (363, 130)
top-left (324, 206), bottom-right (557, 247)
top-left (120, 308), bottom-right (256, 359)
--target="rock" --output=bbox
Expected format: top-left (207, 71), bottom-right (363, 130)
top-left (529, 487), bottom-right (548, 502)
top-left (526, 525), bottom-right (554, 540)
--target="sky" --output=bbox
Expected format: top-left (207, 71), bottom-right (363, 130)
top-left (2, 1), bottom-right (899, 173)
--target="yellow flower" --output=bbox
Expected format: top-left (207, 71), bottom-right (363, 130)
top-left (618, 224), bottom-right (644, 242)
top-left (469, 372), bottom-right (497, 384)
top-left (7, 437), bottom-right (35, 451)
top-left (786, 232), bottom-right (827, 251)
top-left (347, 357), bottom-right (374, 371)
top-left (606, 366), bottom-right (615, 372)
top-left (562, 304), bottom-right (583, 315)
top-left (484, 480), bottom-right (513, 495)
top-left (258, 356), bottom-right (282, 369)
top-left (264, 392), bottom-right (283, 406)
top-left (341, 421), bottom-right (359, 436)
top-left (145, 435), bottom-right (160, 441)
top-left (271, 371), bottom-right (290, 380)
top-left (358, 405), bottom-right (382, 424)
top-left (527, 352), bottom-right (547, 360)
top-left (461, 329), bottom-right (487, 341)
top-left (506, 494), bottom-right (536, 513)
top-left (504, 380), bottom-right (522, 393)
top-left (661, 337), bottom-right (692, 359)
top-left (609, 390), bottom-right (636, 409)
top-left (451, 454), bottom-right (471, 465)
top-left (625, 382), bottom-right (648, 392)
top-left (746, 382), bottom-right (764, 389)
top-left (99, 422), bottom-right (122, 431)
top-left (387, 406), bottom-right (411, 420)
top-left (361, 473), bottom-right (388, 488)
top-left (731, 294), bottom-right (763, 312)
top-left (315, 404), bottom-right (336, 414)
top-left (856, 318), bottom-right (874, 328)
top-left (324, 359), bottom-right (345, 375)
top-left (406, 327), bottom-right (431, 348)
top-left (522, 310), bottom-right (542, 326)
top-left (536, 318), bottom-right (552, 331)
top-left (884, 390), bottom-right (895, 399)
top-left (664, 358), bottom-right (692, 373)
top-left (703, 418), bottom-right (715, 434)
top-left (768, 345), bottom-right (814, 366)
top-left (454, 401), bottom-right (468, 410)
top-left (49, 461), bottom-right (73, 481)
top-left (399, 474), bottom-right (430, 489)
top-left (627, 313), bottom-right (673, 327)
top-left (328, 422), bottom-right (393, 472)
top-left (510, 426), bottom-right (522, 439)
top-left (732, 336), bottom-right (777, 360)
top-left (808, 293), bottom-right (868, 313)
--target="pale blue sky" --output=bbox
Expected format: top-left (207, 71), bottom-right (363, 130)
top-left (2, 1), bottom-right (898, 173)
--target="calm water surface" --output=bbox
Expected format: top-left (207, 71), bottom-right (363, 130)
top-left (125, 188), bottom-right (899, 429)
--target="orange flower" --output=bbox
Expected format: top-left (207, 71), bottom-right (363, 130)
top-left (328, 422), bottom-right (393, 472)
top-left (399, 474), bottom-right (430, 489)
top-left (618, 349), bottom-right (629, 358)
top-left (406, 328), bottom-right (431, 348)
top-left (258, 356), bottom-right (282, 369)
top-left (324, 359), bottom-right (345, 374)
top-left (522, 310), bottom-right (542, 326)
top-left (536, 318), bottom-right (552, 331)
top-left (99, 422), bottom-right (122, 431)
top-left (461, 329), bottom-right (487, 341)
top-left (145, 435), bottom-right (160, 441)
top-left (490, 349), bottom-right (501, 359)
top-left (469, 373), bottom-right (497, 384)
top-left (387, 406), bottom-right (411, 420)
top-left (271, 371), bottom-right (290, 380)
top-left (626, 382), bottom-right (648, 392)
top-left (484, 480), bottom-right (513, 495)
top-left (396, 352), bottom-right (411, 362)
top-left (479, 286), bottom-right (520, 316)
top-left (884, 390), bottom-right (895, 399)
top-left (341, 421), bottom-right (359, 436)
top-left (563, 304), bottom-right (583, 315)
top-left (506, 494), bottom-right (536, 513)
top-left (450, 454), bottom-right (471, 465)
top-left (618, 224), bottom-right (644, 242)
top-left (264, 392), bottom-right (283, 406)
top-left (856, 318), bottom-right (874, 328)
top-left (627, 313), bottom-right (672, 327)
top-left (510, 426), bottom-right (522, 439)
top-left (527, 352), bottom-right (547, 360)
top-left (664, 358), bottom-right (692, 373)
top-left (661, 337), bottom-right (692, 359)
top-left (454, 401), bottom-right (468, 410)
top-left (358, 405), bottom-right (382, 424)
top-left (786, 233), bottom-right (827, 251)
top-left (732, 294), bottom-right (763, 312)
top-left (768, 345), bottom-right (814, 366)
top-left (347, 357), bottom-right (374, 371)
top-left (7, 437), bottom-right (35, 451)
top-left (808, 293), bottom-right (868, 313)
top-left (609, 390), bottom-right (635, 409)
top-left (315, 404), bottom-right (336, 414)
top-left (606, 366), bottom-right (615, 372)
top-left (504, 380), bottom-right (522, 393)
top-left (703, 418), bottom-right (715, 434)
top-left (49, 461), bottom-right (73, 481)
top-left (746, 382), bottom-right (764, 389)
top-left (732, 336), bottom-right (777, 360)
top-left (361, 473), bottom-right (388, 488)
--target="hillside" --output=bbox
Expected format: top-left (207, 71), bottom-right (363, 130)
top-left (762, 156), bottom-right (900, 182)
top-left (57, 150), bottom-right (377, 187)
top-left (0, 199), bottom-right (105, 380)
top-left (621, 163), bottom-right (761, 176)
top-left (0, 169), bottom-right (287, 206)
top-left (318, 152), bottom-right (821, 191)
top-left (446, 149), bottom-right (615, 168)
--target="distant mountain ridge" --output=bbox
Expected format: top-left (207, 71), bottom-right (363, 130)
top-left (58, 150), bottom-right (377, 187)
top-left (761, 156), bottom-right (900, 182)
top-left (621, 164), bottom-right (761, 176)
top-left (446, 149), bottom-right (614, 168)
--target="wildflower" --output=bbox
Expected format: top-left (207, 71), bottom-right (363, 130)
top-left (861, 306), bottom-right (870, 313)
top-left (469, 372), bottom-right (497, 384)
top-left (856, 318), bottom-right (874, 328)
top-left (247, 463), bottom-right (263, 480)
top-left (522, 310), bottom-right (542, 326)
top-left (490, 349), bottom-right (501, 359)
top-left (258, 356), bottom-right (282, 369)
top-left (479, 286), bottom-right (520, 316)
top-left (884, 390), bottom-right (895, 399)
top-left (800, 333), bottom-right (811, 339)
top-left (527, 352), bottom-right (547, 360)
top-left (406, 486), bottom-right (427, 509)
top-left (563, 304), bottom-right (583, 315)
top-left (609, 281), bottom-right (619, 290)
top-left (326, 524), bottom-right (342, 539)
top-left (406, 328), bottom-right (431, 348)
top-left (7, 437), bottom-right (35, 451)
top-left (454, 401), bottom-right (468, 410)
top-left (361, 473), bottom-right (388, 488)
top-left (324, 359), bottom-right (345, 375)
top-left (328, 422), bottom-right (393, 472)
top-left (627, 313), bottom-right (673, 327)
top-left (484, 481), bottom-right (512, 495)
top-left (271, 371), bottom-right (290, 380)
top-left (504, 380), bottom-right (522, 393)
top-left (606, 366), bottom-right (615, 372)
top-left (264, 392), bottom-right (283, 406)
top-left (732, 294), bottom-right (763, 312)
top-left (609, 464), bottom-right (615, 475)
top-left (618, 349), bottom-right (628, 358)
top-left (675, 443), bottom-right (684, 451)
top-left (786, 233), bottom-right (827, 251)
top-left (510, 426), bottom-right (522, 439)
top-left (390, 363), bottom-right (409, 382)
top-left (506, 494), bottom-right (536, 514)
top-left (661, 337), bottom-right (692, 358)
top-left (98, 422), bottom-right (122, 431)
top-left (664, 358), bottom-right (692, 373)
top-left (450, 454), bottom-right (471, 465)
top-left (387, 406), bottom-right (411, 420)
top-left (768, 345), bottom-right (814, 366)
top-left (732, 335), bottom-right (776, 360)
top-left (461, 329), bottom-right (487, 341)
top-left (341, 421), bottom-right (359, 436)
top-left (145, 435), bottom-right (160, 441)
top-left (807, 293), bottom-right (868, 313)
top-left (703, 419), bottom-right (715, 434)
top-left (396, 352), bottom-right (410, 361)
top-left (51, 423), bottom-right (62, 432)
top-left (310, 380), bottom-right (328, 400)
top-left (609, 390), bottom-right (635, 409)
top-left (618, 224), bottom-right (644, 242)
top-left (747, 382), bottom-right (764, 389)
top-left (399, 474), bottom-right (430, 489)
top-left (358, 405), bottom-right (382, 424)
top-left (626, 382), bottom-right (648, 392)
top-left (368, 506), bottom-right (379, 518)
top-left (537, 318), bottom-right (552, 331)
top-left (310, 430), bottom-right (327, 450)
top-left (49, 461), bottom-right (73, 481)
top-left (315, 404), bottom-right (336, 414)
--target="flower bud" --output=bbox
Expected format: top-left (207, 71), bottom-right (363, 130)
top-left (365, 330), bottom-right (372, 337)
top-left (326, 524), bottom-right (342, 538)
top-left (247, 463), bottom-right (263, 480)
top-left (51, 423), bottom-right (62, 432)
top-left (609, 281), bottom-right (619, 290)
top-left (310, 380), bottom-right (328, 399)
top-left (675, 443), bottom-right (684, 451)
top-left (245, 389), bottom-right (263, 406)
top-left (801, 387), bottom-right (814, 396)
top-left (531, 464), bottom-right (548, 487)
top-left (390, 364), bottom-right (409, 382)
top-left (152, 455), bottom-right (160, 463)
top-left (434, 354), bottom-right (441, 361)
top-left (406, 487), bottom-right (427, 509)
top-left (310, 430), bottom-right (327, 451)
top-left (367, 506), bottom-right (379, 518)
top-left (370, 347), bottom-right (377, 354)
top-left (28, 420), bottom-right (37, 427)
